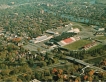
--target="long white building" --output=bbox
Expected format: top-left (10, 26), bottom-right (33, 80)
top-left (30, 35), bottom-right (53, 43)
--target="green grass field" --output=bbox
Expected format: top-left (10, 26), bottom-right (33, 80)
top-left (63, 40), bottom-right (92, 50)
top-left (88, 44), bottom-right (103, 51)
top-left (96, 0), bottom-right (106, 4)
top-left (85, 55), bottom-right (106, 65)
top-left (95, 36), bottom-right (106, 40)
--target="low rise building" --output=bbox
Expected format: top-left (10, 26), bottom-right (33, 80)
top-left (46, 30), bottom-right (59, 35)
top-left (94, 31), bottom-right (106, 36)
top-left (94, 26), bottom-right (105, 31)
top-left (30, 35), bottom-right (53, 43)
top-left (67, 28), bottom-right (80, 34)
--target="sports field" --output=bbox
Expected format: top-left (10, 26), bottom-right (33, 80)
top-left (95, 36), bottom-right (106, 40)
top-left (63, 39), bottom-right (92, 50)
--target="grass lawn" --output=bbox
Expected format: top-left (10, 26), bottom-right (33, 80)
top-left (95, 36), bottom-right (106, 40)
top-left (97, 0), bottom-right (106, 3)
top-left (88, 44), bottom-right (103, 51)
top-left (63, 40), bottom-right (92, 50)
top-left (85, 55), bottom-right (106, 65)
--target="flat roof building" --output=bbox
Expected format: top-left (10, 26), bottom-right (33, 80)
top-left (46, 30), bottom-right (59, 35)
top-left (30, 35), bottom-right (53, 43)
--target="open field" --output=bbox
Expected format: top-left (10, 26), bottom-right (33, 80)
top-left (95, 36), bottom-right (106, 40)
top-left (96, 0), bottom-right (106, 4)
top-left (88, 44), bottom-right (104, 51)
top-left (86, 55), bottom-right (106, 65)
top-left (63, 40), bottom-right (92, 50)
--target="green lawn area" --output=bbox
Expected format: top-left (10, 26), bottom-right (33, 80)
top-left (88, 44), bottom-right (103, 51)
top-left (95, 36), bottom-right (106, 40)
top-left (85, 55), bottom-right (106, 65)
top-left (63, 40), bottom-right (92, 50)
top-left (96, 0), bottom-right (106, 4)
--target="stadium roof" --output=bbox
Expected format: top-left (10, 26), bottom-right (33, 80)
top-left (57, 37), bottom-right (76, 46)
top-left (63, 38), bottom-right (74, 43)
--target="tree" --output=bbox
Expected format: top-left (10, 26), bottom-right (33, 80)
top-left (27, 59), bottom-right (34, 67)
top-left (19, 64), bottom-right (32, 74)
top-left (41, 61), bottom-right (47, 67)
top-left (6, 76), bottom-right (17, 82)
top-left (44, 69), bottom-right (50, 76)
top-left (52, 68), bottom-right (58, 74)
top-left (44, 76), bottom-right (52, 81)
top-left (12, 68), bottom-right (20, 74)
top-left (63, 74), bottom-right (68, 81)
top-left (53, 57), bottom-right (58, 63)
top-left (1, 69), bottom-right (10, 76)
top-left (25, 74), bottom-right (31, 81)
top-left (19, 58), bottom-right (26, 64)
top-left (36, 55), bottom-right (42, 61)
top-left (35, 71), bottom-right (42, 80)
top-left (58, 69), bottom-right (63, 75)
top-left (88, 70), bottom-right (94, 76)
top-left (17, 78), bottom-right (22, 82)
top-left (83, 75), bottom-right (88, 81)
top-left (75, 76), bottom-right (81, 82)
top-left (87, 76), bottom-right (93, 82)
top-left (12, 37), bottom-right (22, 43)
top-left (93, 76), bottom-right (99, 81)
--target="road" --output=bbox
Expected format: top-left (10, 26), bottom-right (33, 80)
top-left (65, 56), bottom-right (106, 72)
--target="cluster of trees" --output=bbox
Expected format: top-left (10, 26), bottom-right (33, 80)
top-left (45, 0), bottom-right (106, 26)
top-left (0, 2), bottom-right (70, 81)
top-left (0, 2), bottom-right (70, 38)
top-left (33, 48), bottom-right (106, 82)
top-left (0, 38), bottom-right (106, 81)
top-left (100, 58), bottom-right (106, 69)
top-left (34, 64), bottom-right (83, 82)
top-left (0, 40), bottom-right (65, 81)
top-left (34, 64), bottom-right (106, 81)
top-left (0, 0), bottom-right (37, 5)
top-left (83, 68), bottom-right (106, 81)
